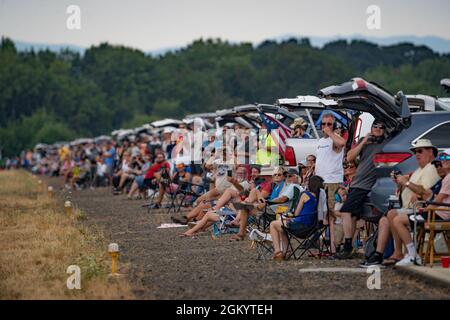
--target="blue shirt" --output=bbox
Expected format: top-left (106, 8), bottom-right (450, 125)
top-left (104, 147), bottom-right (116, 166)
top-left (269, 181), bottom-right (285, 201)
top-left (291, 191), bottom-right (317, 227)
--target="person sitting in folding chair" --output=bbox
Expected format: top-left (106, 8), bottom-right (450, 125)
top-left (229, 167), bottom-right (302, 241)
top-left (270, 175), bottom-right (323, 261)
top-left (179, 166), bottom-right (249, 237)
top-left (391, 149), bottom-right (450, 266)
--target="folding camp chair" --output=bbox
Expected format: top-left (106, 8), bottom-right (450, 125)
top-left (141, 176), bottom-right (178, 214)
top-left (211, 207), bottom-right (238, 237)
top-left (249, 228), bottom-right (274, 260)
top-left (281, 212), bottom-right (324, 260)
top-left (170, 181), bottom-right (208, 213)
top-left (250, 186), bottom-right (302, 259)
top-left (255, 185), bottom-right (302, 232)
top-left (416, 202), bottom-right (450, 267)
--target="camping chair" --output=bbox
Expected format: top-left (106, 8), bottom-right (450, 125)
top-left (211, 207), bottom-right (238, 238)
top-left (141, 174), bottom-right (178, 213)
top-left (255, 185), bottom-right (302, 232)
top-left (281, 211), bottom-right (323, 260)
top-left (416, 202), bottom-right (450, 267)
top-left (250, 186), bottom-right (302, 259)
top-left (249, 228), bottom-right (274, 260)
top-left (170, 180), bottom-right (208, 213)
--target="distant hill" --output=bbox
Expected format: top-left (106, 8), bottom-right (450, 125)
top-left (306, 35), bottom-right (450, 54)
top-left (1, 36), bottom-right (449, 157)
top-left (14, 40), bottom-right (86, 54)
top-left (11, 34), bottom-right (450, 55)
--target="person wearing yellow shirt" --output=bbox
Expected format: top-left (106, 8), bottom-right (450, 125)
top-left (256, 132), bottom-right (279, 166)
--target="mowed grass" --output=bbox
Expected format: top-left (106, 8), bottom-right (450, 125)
top-left (0, 170), bottom-right (134, 299)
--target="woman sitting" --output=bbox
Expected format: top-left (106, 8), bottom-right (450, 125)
top-left (269, 175), bottom-right (323, 261)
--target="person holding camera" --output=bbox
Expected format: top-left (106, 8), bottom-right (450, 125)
top-left (359, 139), bottom-right (441, 267)
top-left (336, 120), bottom-right (388, 259)
top-left (290, 117), bottom-right (311, 139)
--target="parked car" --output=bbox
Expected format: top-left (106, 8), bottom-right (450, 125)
top-left (318, 77), bottom-right (450, 217)
top-left (278, 95), bottom-right (375, 166)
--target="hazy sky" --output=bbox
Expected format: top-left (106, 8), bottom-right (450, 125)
top-left (1, 0), bottom-right (449, 51)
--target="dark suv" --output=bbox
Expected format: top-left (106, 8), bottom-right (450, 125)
top-left (319, 78), bottom-right (450, 218)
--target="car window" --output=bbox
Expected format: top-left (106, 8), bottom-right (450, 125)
top-left (421, 121), bottom-right (450, 148)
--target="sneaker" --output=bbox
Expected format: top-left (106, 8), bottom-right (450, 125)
top-left (147, 189), bottom-right (155, 198)
top-left (395, 254), bottom-right (422, 266)
top-left (359, 253), bottom-right (384, 268)
top-left (335, 249), bottom-right (354, 260)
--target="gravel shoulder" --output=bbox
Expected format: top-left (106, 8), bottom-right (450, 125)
top-left (46, 177), bottom-right (450, 300)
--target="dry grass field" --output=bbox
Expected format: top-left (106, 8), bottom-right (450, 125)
top-left (0, 170), bottom-right (134, 299)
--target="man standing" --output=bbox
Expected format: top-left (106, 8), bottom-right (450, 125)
top-left (103, 141), bottom-right (116, 186)
top-left (315, 112), bottom-right (346, 254)
top-left (335, 120), bottom-right (388, 259)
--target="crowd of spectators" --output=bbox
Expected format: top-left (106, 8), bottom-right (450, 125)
top-left (4, 111), bottom-right (448, 267)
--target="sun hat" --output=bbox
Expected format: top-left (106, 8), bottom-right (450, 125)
top-left (290, 117), bottom-right (308, 129)
top-left (410, 139), bottom-right (438, 157)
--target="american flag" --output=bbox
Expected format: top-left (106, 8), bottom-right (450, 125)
top-left (258, 111), bottom-right (292, 157)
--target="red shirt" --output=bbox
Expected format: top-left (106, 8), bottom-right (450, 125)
top-left (144, 161), bottom-right (170, 180)
top-left (259, 181), bottom-right (272, 195)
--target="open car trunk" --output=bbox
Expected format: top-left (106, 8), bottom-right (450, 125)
top-left (318, 78), bottom-right (411, 136)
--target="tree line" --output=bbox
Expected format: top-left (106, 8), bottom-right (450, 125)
top-left (1, 36), bottom-right (449, 156)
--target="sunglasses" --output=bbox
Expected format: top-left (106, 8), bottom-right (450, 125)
top-left (438, 155), bottom-right (450, 161)
top-left (287, 174), bottom-right (296, 177)
top-left (433, 161), bottom-right (443, 168)
top-left (321, 122), bottom-right (333, 127)
top-left (372, 124), bottom-right (385, 129)
top-left (344, 164), bottom-right (355, 169)
top-left (414, 148), bottom-right (427, 154)
top-left (273, 173), bottom-right (283, 177)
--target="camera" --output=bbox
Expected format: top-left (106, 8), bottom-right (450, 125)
top-left (391, 170), bottom-right (402, 178)
top-left (368, 135), bottom-right (384, 144)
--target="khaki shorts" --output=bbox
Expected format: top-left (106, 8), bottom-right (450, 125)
top-left (334, 224), bottom-right (344, 246)
top-left (324, 183), bottom-right (340, 216)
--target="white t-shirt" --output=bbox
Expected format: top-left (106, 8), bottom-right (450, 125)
top-left (121, 160), bottom-right (130, 173)
top-left (315, 137), bottom-right (344, 183)
top-left (97, 163), bottom-right (107, 176)
top-left (401, 162), bottom-right (440, 208)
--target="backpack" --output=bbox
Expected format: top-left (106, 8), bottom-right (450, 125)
top-left (364, 228), bottom-right (378, 259)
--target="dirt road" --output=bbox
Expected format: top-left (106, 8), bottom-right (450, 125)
top-left (47, 177), bottom-right (450, 299)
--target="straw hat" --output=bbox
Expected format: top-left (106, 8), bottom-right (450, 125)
top-left (290, 117), bottom-right (308, 129)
